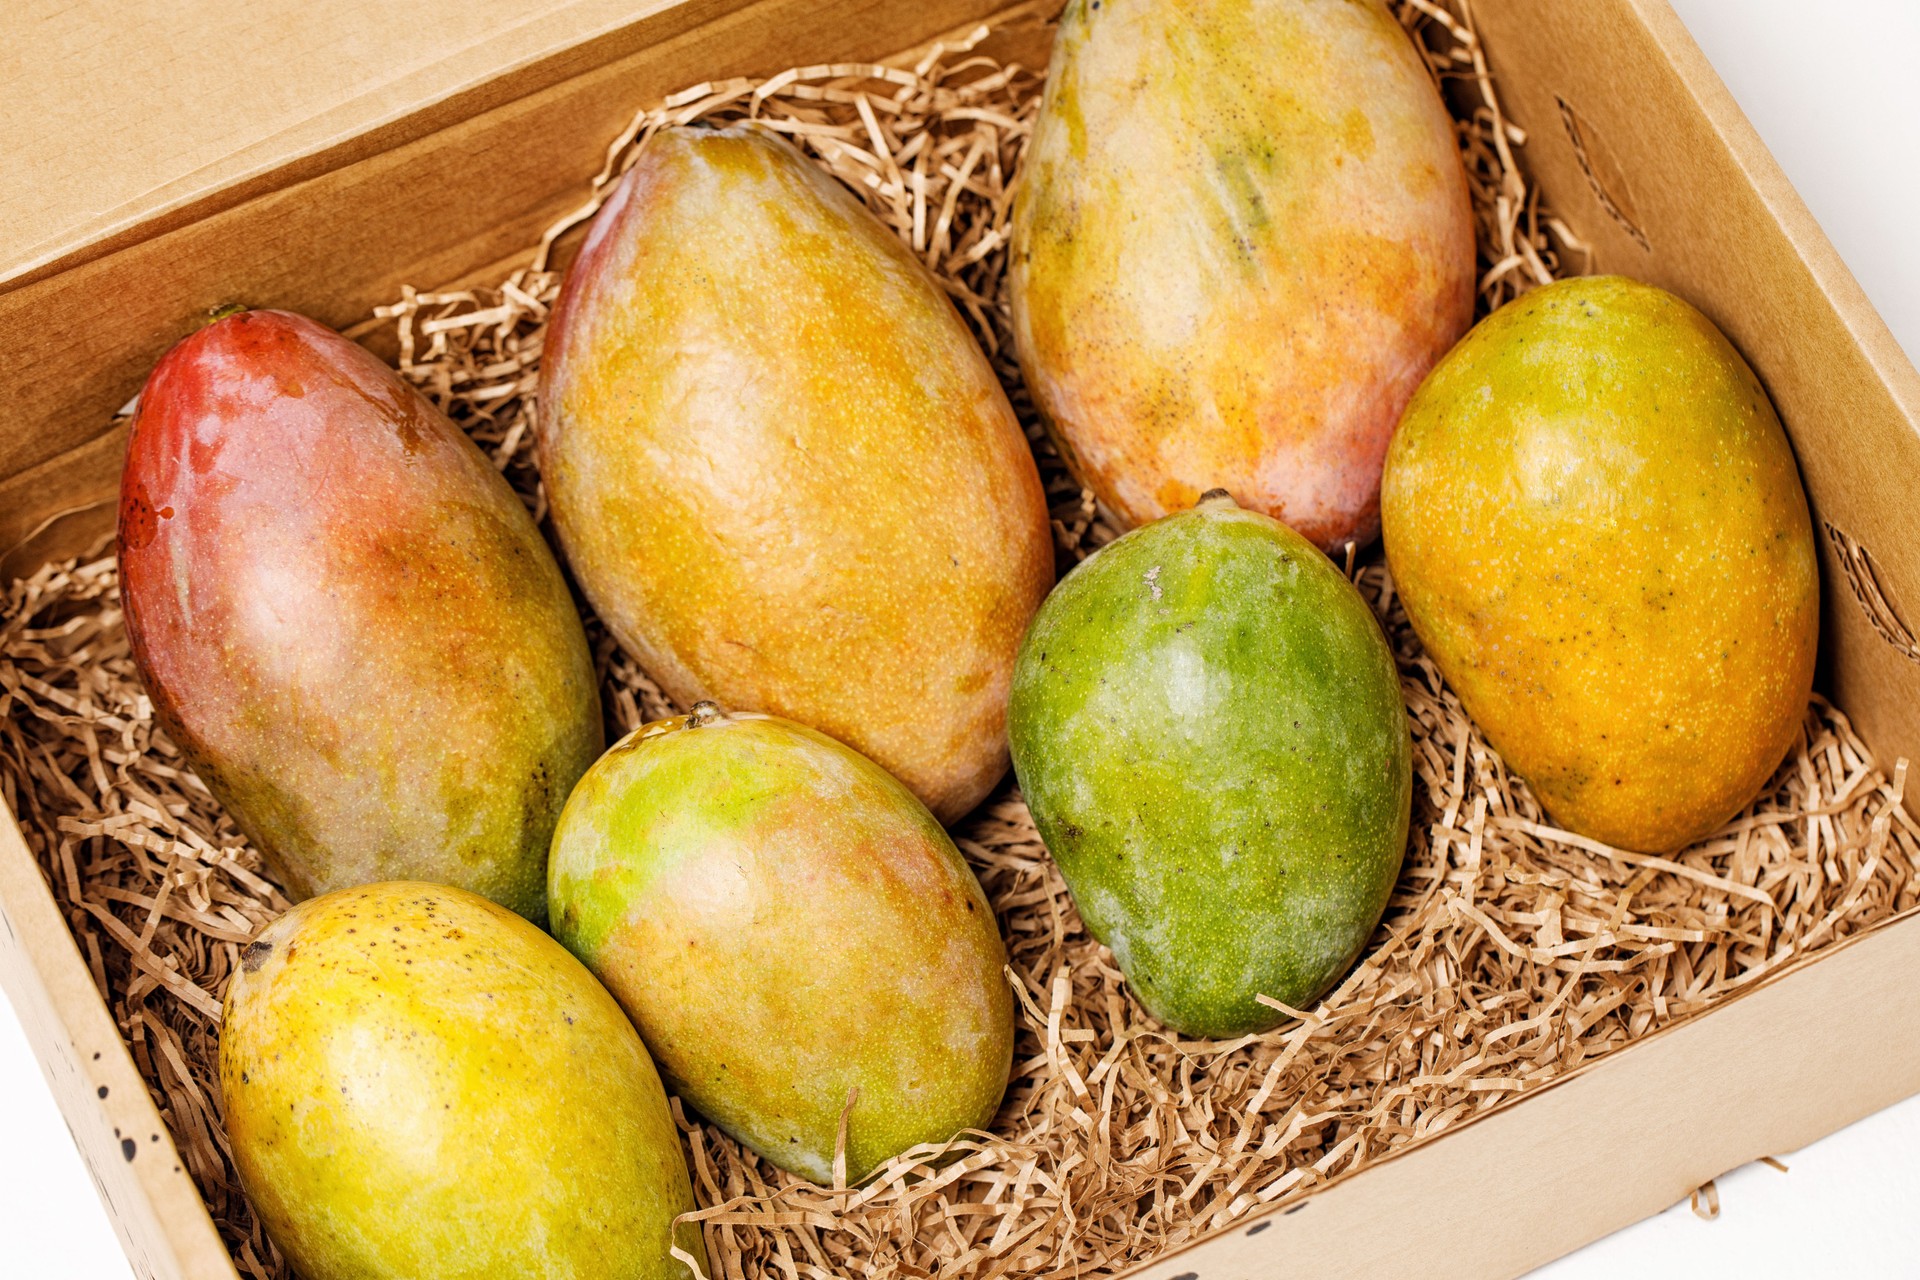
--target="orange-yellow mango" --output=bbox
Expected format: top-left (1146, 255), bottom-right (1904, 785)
top-left (539, 125), bottom-right (1053, 822)
top-left (1010, 0), bottom-right (1474, 550)
top-left (1381, 276), bottom-right (1819, 853)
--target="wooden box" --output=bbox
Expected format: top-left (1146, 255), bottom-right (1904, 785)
top-left (4, 1), bottom-right (1919, 1277)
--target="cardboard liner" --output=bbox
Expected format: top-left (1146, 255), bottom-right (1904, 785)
top-left (1, 5), bottom-right (1915, 1279)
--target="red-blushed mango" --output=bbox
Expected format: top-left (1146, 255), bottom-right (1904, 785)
top-left (539, 124), bottom-right (1053, 824)
top-left (1010, 0), bottom-right (1474, 551)
top-left (120, 311), bottom-right (602, 923)
top-left (547, 705), bottom-right (1013, 1185)
top-left (221, 882), bottom-right (703, 1280)
top-left (1381, 276), bottom-right (1819, 853)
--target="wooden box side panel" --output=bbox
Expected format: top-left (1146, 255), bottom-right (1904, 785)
top-left (0, 0), bottom-right (1020, 579)
top-left (1134, 908), bottom-right (1920, 1280)
top-left (1469, 0), bottom-right (1920, 778)
top-left (0, 798), bottom-right (238, 1280)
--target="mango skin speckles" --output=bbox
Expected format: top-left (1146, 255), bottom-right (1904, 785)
top-left (1008, 495), bottom-right (1412, 1038)
top-left (119, 311), bottom-right (603, 924)
top-left (539, 124), bottom-right (1054, 824)
top-left (1381, 276), bottom-right (1819, 854)
top-left (548, 709), bottom-right (1013, 1185)
top-left (220, 882), bottom-right (703, 1280)
top-left (1010, 0), bottom-right (1475, 551)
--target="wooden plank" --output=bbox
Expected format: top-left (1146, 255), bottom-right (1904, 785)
top-left (0, 795), bottom-right (238, 1280)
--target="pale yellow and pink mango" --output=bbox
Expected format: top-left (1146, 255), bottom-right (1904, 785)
top-left (1011, 0), bottom-right (1475, 550)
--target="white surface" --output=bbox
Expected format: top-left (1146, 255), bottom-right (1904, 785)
top-left (0, 988), bottom-right (137, 1280)
top-left (4, 1), bottom-right (1920, 1276)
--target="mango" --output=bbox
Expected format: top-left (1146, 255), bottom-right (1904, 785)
top-left (1381, 276), bottom-right (1818, 853)
top-left (220, 881), bottom-right (703, 1280)
top-left (1009, 0), bottom-right (1474, 551)
top-left (539, 124), bottom-right (1053, 824)
top-left (1008, 492), bottom-right (1411, 1037)
top-left (120, 310), bottom-right (602, 922)
top-left (548, 705), bottom-right (1013, 1184)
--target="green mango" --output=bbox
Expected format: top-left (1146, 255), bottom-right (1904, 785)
top-left (1009, 492), bottom-right (1411, 1037)
top-left (221, 882), bottom-right (703, 1280)
top-left (1381, 275), bottom-right (1819, 852)
top-left (548, 706), bottom-right (1013, 1185)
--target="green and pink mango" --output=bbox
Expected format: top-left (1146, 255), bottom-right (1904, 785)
top-left (548, 706), bottom-right (1013, 1184)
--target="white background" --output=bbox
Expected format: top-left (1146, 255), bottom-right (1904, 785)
top-left (5, 1), bottom-right (1920, 1276)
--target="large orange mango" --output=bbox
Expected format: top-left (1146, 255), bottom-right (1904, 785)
top-left (1381, 277), bottom-right (1819, 853)
top-left (540, 125), bottom-right (1053, 823)
top-left (1010, 0), bottom-right (1475, 550)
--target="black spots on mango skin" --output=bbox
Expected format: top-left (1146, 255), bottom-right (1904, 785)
top-left (241, 940), bottom-right (274, 972)
top-left (120, 481), bottom-right (166, 552)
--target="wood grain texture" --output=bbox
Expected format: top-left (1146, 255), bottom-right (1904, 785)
top-left (0, 795), bottom-right (238, 1280)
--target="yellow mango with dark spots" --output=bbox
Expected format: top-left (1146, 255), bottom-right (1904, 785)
top-left (1381, 276), bottom-right (1819, 853)
top-left (220, 882), bottom-right (702, 1280)
top-left (540, 124), bottom-right (1053, 823)
top-left (1010, 0), bottom-right (1474, 550)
